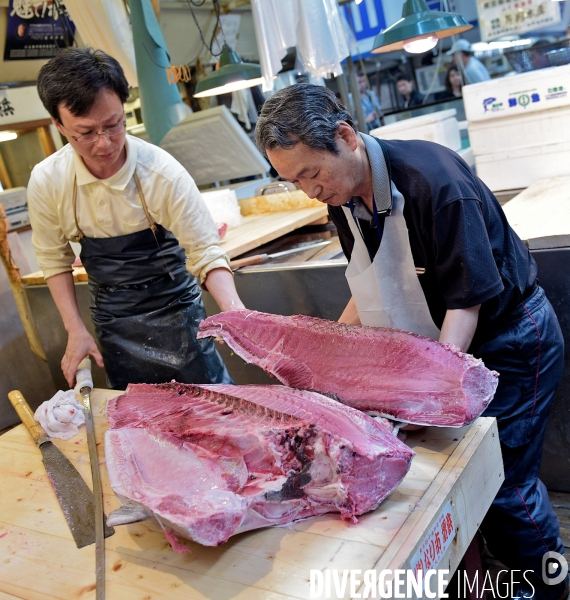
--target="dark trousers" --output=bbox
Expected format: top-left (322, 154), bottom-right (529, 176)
top-left (473, 286), bottom-right (565, 596)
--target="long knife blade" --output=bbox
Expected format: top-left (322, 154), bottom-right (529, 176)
top-left (230, 240), bottom-right (332, 269)
top-left (7, 390), bottom-right (114, 549)
top-left (77, 357), bottom-right (107, 600)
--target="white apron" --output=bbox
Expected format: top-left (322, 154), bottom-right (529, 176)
top-left (343, 134), bottom-right (440, 340)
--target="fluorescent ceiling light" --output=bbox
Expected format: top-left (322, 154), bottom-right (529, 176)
top-left (0, 131), bottom-right (17, 142)
top-left (194, 45), bottom-right (262, 98)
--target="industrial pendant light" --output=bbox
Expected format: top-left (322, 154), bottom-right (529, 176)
top-left (194, 44), bottom-right (263, 98)
top-left (371, 0), bottom-right (472, 54)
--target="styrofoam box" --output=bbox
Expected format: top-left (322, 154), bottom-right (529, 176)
top-left (462, 64), bottom-right (570, 124)
top-left (0, 187), bottom-right (27, 211)
top-left (468, 104), bottom-right (570, 156)
top-left (370, 109), bottom-right (461, 151)
top-left (474, 140), bottom-right (570, 192)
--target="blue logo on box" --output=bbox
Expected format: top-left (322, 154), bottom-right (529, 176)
top-left (483, 97), bottom-right (496, 112)
top-left (509, 98), bottom-right (517, 107)
top-left (532, 93), bottom-right (540, 102)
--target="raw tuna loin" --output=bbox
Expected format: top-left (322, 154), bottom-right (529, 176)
top-left (198, 311), bottom-right (499, 427)
top-left (105, 382), bottom-right (414, 547)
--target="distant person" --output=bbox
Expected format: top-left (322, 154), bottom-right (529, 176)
top-left (395, 73), bottom-right (424, 108)
top-left (446, 39), bottom-right (491, 84)
top-left (441, 64), bottom-right (463, 99)
top-left (349, 73), bottom-right (384, 132)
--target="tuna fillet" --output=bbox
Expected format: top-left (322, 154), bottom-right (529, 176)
top-left (197, 311), bottom-right (498, 427)
top-left (105, 382), bottom-right (414, 547)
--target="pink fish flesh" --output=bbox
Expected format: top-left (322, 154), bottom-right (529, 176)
top-left (197, 311), bottom-right (499, 427)
top-left (105, 382), bottom-right (414, 547)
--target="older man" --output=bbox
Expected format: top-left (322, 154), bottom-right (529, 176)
top-left (255, 83), bottom-right (567, 600)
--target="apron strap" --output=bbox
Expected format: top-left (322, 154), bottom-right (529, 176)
top-left (133, 171), bottom-right (157, 233)
top-left (348, 198), bottom-right (385, 262)
top-left (72, 178), bottom-right (84, 240)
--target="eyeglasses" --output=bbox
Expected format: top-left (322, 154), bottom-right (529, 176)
top-left (59, 119), bottom-right (126, 146)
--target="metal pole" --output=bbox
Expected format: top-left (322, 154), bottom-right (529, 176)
top-left (345, 56), bottom-right (367, 133)
top-left (334, 73), bottom-right (350, 112)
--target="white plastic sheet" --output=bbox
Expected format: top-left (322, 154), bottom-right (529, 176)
top-left (252, 0), bottom-right (349, 91)
top-left (296, 0), bottom-right (349, 80)
top-left (65, 0), bottom-right (138, 87)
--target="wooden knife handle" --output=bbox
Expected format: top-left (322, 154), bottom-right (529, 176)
top-left (230, 254), bottom-right (268, 269)
top-left (8, 390), bottom-right (47, 445)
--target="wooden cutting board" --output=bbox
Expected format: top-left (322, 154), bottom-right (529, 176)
top-left (21, 207), bottom-right (328, 286)
top-left (0, 389), bottom-right (502, 599)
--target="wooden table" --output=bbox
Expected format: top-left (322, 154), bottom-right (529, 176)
top-left (0, 389), bottom-right (502, 599)
top-left (20, 207), bottom-right (329, 286)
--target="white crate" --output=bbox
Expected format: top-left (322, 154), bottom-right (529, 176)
top-left (462, 64), bottom-right (570, 124)
top-left (468, 104), bottom-right (570, 156)
top-left (475, 140), bottom-right (570, 192)
top-left (0, 187), bottom-right (27, 211)
top-left (370, 109), bottom-right (461, 151)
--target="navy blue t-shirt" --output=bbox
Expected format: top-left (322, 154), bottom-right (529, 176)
top-left (328, 139), bottom-right (537, 346)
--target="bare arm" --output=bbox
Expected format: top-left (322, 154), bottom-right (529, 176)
top-left (203, 267), bottom-right (245, 312)
top-left (439, 305), bottom-right (481, 352)
top-left (338, 297), bottom-right (361, 325)
top-left (46, 272), bottom-right (104, 387)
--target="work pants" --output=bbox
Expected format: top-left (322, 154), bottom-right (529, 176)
top-left (473, 286), bottom-right (565, 596)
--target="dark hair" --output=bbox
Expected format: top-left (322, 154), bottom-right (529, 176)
top-left (255, 83), bottom-right (356, 157)
top-left (445, 65), bottom-right (461, 95)
top-left (37, 47), bottom-right (129, 122)
top-left (396, 72), bottom-right (413, 83)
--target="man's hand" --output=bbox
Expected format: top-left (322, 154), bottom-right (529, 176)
top-left (61, 328), bottom-right (104, 388)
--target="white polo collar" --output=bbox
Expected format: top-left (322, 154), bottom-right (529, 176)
top-left (73, 135), bottom-right (137, 190)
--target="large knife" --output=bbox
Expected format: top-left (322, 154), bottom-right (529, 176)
top-left (7, 390), bottom-right (114, 548)
top-left (76, 357), bottom-right (107, 600)
top-left (230, 239), bottom-right (332, 269)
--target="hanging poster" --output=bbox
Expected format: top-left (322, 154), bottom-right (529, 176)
top-left (477, 0), bottom-right (561, 42)
top-left (4, 0), bottom-right (76, 61)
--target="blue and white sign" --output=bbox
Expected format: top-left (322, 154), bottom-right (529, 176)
top-left (343, 0), bottom-right (386, 56)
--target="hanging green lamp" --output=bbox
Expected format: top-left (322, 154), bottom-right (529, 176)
top-left (372, 0), bottom-right (472, 54)
top-left (194, 44), bottom-right (263, 98)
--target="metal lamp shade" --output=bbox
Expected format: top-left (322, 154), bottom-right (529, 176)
top-left (194, 44), bottom-right (263, 98)
top-left (371, 0), bottom-right (472, 53)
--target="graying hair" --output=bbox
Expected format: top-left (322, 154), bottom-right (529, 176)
top-left (255, 83), bottom-right (357, 158)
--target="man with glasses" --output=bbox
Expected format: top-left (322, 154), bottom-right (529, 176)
top-left (27, 47), bottom-right (244, 390)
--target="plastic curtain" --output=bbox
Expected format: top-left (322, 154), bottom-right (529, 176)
top-left (129, 0), bottom-right (190, 146)
top-left (251, 0), bottom-right (349, 92)
top-left (65, 0), bottom-right (138, 87)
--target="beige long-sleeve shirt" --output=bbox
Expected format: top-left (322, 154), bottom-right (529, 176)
top-left (27, 135), bottom-right (231, 283)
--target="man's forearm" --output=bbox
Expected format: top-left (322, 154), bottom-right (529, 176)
top-left (46, 271), bottom-right (88, 334)
top-left (203, 267), bottom-right (245, 312)
top-left (439, 305), bottom-right (481, 351)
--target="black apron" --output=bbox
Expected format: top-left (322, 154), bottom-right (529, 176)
top-left (72, 172), bottom-right (232, 390)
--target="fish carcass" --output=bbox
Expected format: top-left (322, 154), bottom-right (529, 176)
top-left (104, 382), bottom-right (414, 547)
top-left (197, 311), bottom-right (499, 427)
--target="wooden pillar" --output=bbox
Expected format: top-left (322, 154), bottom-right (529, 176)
top-left (37, 126), bottom-right (57, 157)
top-left (0, 152), bottom-right (12, 189)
